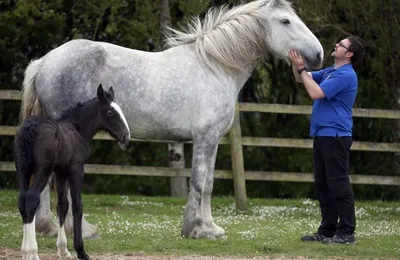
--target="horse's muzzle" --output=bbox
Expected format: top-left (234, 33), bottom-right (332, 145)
top-left (118, 135), bottom-right (130, 150)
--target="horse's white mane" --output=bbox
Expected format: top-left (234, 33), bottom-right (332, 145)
top-left (164, 0), bottom-right (294, 73)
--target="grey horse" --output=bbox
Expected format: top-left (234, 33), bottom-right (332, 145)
top-left (20, 0), bottom-right (323, 239)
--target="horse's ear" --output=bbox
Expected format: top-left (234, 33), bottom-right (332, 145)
top-left (108, 87), bottom-right (114, 101)
top-left (268, 0), bottom-right (281, 8)
top-left (97, 84), bottom-right (105, 102)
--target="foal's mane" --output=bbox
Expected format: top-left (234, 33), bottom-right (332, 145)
top-left (58, 98), bottom-right (98, 129)
top-left (164, 0), bottom-right (294, 72)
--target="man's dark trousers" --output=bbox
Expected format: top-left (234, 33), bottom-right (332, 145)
top-left (313, 136), bottom-right (355, 237)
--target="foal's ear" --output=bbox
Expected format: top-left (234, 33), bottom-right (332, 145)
top-left (108, 87), bottom-right (114, 101)
top-left (97, 84), bottom-right (104, 98)
top-left (97, 84), bottom-right (106, 103)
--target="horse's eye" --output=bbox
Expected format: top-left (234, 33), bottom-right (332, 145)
top-left (281, 19), bottom-right (290, 25)
top-left (107, 110), bottom-right (113, 117)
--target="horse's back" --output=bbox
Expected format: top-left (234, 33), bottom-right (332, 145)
top-left (33, 39), bottom-right (236, 141)
top-left (35, 40), bottom-right (108, 116)
top-left (35, 39), bottom-right (148, 118)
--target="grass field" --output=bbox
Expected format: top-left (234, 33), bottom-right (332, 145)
top-left (1, 189), bottom-right (399, 259)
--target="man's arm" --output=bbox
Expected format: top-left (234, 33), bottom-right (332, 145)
top-left (291, 63), bottom-right (303, 83)
top-left (299, 70), bottom-right (325, 100)
top-left (291, 64), bottom-right (312, 83)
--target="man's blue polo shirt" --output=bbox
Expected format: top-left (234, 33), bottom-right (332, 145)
top-left (310, 63), bottom-right (358, 137)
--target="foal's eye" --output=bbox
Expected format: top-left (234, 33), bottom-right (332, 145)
top-left (281, 19), bottom-right (290, 25)
top-left (107, 110), bottom-right (113, 117)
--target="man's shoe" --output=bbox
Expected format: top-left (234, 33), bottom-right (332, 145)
top-left (322, 234), bottom-right (356, 245)
top-left (301, 233), bottom-right (329, 242)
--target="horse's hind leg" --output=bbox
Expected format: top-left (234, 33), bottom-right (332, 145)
top-left (36, 181), bottom-right (98, 240)
top-left (35, 180), bottom-right (58, 237)
top-left (181, 136), bottom-right (225, 239)
top-left (55, 173), bottom-right (72, 258)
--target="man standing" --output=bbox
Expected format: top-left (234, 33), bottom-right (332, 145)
top-left (289, 36), bottom-right (365, 245)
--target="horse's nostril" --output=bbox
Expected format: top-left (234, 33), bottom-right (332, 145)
top-left (122, 135), bottom-right (129, 142)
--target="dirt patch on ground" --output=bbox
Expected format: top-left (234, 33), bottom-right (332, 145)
top-left (0, 247), bottom-right (347, 260)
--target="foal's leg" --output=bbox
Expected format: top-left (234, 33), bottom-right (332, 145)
top-left (55, 174), bottom-right (72, 258)
top-left (68, 165), bottom-right (89, 260)
top-left (35, 186), bottom-right (98, 239)
top-left (16, 159), bottom-right (38, 260)
top-left (22, 164), bottom-right (53, 260)
top-left (65, 188), bottom-right (99, 240)
top-left (17, 159), bottom-right (31, 226)
top-left (181, 135), bottom-right (225, 239)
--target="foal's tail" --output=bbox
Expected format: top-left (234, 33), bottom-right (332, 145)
top-left (20, 58), bottom-right (45, 123)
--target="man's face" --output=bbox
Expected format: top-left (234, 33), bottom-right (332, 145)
top-left (331, 38), bottom-right (352, 59)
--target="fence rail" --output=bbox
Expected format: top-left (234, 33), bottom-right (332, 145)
top-left (1, 125), bottom-right (399, 152)
top-left (1, 161), bottom-right (400, 185)
top-left (1, 89), bottom-right (400, 210)
top-left (239, 103), bottom-right (400, 119)
top-left (3, 90), bottom-right (400, 119)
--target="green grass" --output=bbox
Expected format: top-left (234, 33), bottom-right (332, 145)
top-left (1, 189), bottom-right (400, 259)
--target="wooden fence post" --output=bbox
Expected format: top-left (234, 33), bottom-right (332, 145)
top-left (168, 142), bottom-right (188, 197)
top-left (229, 102), bottom-right (247, 211)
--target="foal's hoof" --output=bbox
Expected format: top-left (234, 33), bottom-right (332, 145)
top-left (78, 253), bottom-right (90, 260)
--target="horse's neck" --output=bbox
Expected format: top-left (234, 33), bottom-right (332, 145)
top-left (217, 62), bottom-right (256, 96)
top-left (61, 118), bottom-right (98, 143)
top-left (66, 104), bottom-right (99, 142)
top-left (77, 122), bottom-right (99, 142)
top-left (236, 65), bottom-right (256, 91)
top-left (177, 43), bottom-right (256, 94)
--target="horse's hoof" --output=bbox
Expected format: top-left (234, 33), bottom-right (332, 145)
top-left (22, 250), bottom-right (40, 260)
top-left (84, 232), bottom-right (100, 240)
top-left (58, 249), bottom-right (72, 258)
top-left (82, 222), bottom-right (100, 240)
top-left (186, 225), bottom-right (226, 239)
top-left (36, 220), bottom-right (58, 237)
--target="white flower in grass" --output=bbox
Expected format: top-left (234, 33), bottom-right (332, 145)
top-left (238, 229), bottom-right (257, 240)
top-left (355, 207), bottom-right (370, 218)
top-left (301, 198), bottom-right (316, 206)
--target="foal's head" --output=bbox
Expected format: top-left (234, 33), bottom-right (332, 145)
top-left (95, 84), bottom-right (130, 149)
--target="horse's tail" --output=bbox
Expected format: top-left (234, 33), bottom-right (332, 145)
top-left (20, 58), bottom-right (45, 122)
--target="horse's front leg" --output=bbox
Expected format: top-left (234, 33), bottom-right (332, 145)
top-left (68, 165), bottom-right (90, 260)
top-left (181, 135), bottom-right (225, 239)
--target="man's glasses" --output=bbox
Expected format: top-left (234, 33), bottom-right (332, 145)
top-left (338, 42), bottom-right (349, 50)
